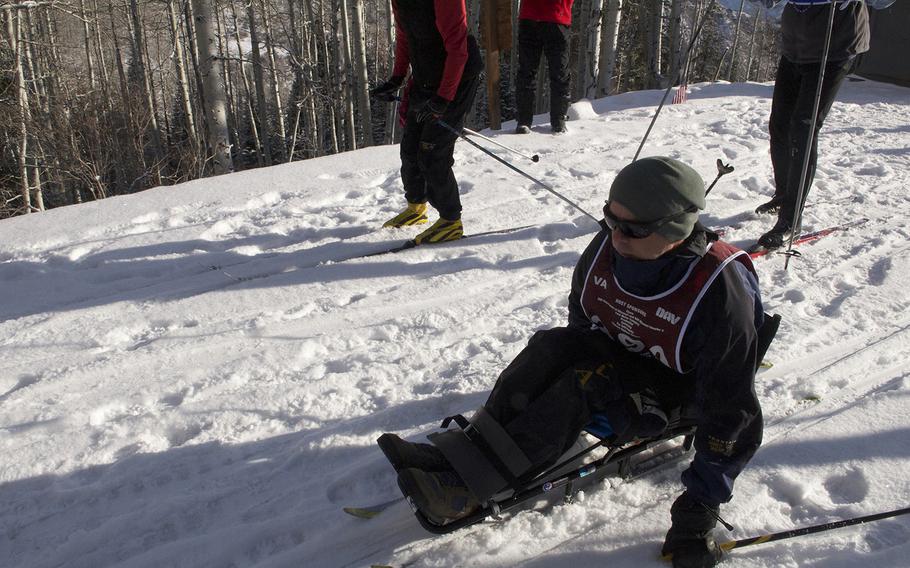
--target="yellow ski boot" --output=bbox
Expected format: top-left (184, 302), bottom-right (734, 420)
top-left (383, 202), bottom-right (429, 228)
top-left (414, 218), bottom-right (463, 244)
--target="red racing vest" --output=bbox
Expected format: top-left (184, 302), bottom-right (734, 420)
top-left (579, 239), bottom-right (756, 373)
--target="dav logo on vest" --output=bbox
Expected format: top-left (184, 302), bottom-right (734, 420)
top-left (655, 307), bottom-right (681, 324)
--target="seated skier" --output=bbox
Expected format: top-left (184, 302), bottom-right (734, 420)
top-left (379, 156), bottom-right (766, 568)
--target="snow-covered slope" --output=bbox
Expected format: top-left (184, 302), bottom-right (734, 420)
top-left (1, 78), bottom-right (909, 568)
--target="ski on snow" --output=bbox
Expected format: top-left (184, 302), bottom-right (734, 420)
top-left (344, 224), bottom-right (537, 261)
top-left (746, 218), bottom-right (868, 258)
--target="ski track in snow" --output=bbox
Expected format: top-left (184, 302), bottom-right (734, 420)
top-left (1, 79), bottom-right (909, 568)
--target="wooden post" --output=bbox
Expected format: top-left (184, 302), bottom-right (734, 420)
top-left (480, 0), bottom-right (512, 130)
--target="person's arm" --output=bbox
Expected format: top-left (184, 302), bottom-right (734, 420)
top-left (433, 0), bottom-right (469, 101)
top-left (391, 2), bottom-right (410, 80)
top-left (662, 265), bottom-right (763, 568)
top-left (681, 265), bottom-right (763, 506)
top-left (567, 230), bottom-right (608, 329)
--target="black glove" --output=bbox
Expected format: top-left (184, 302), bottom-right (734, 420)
top-left (661, 492), bottom-right (724, 568)
top-left (370, 76), bottom-right (404, 102)
top-left (416, 95), bottom-right (449, 124)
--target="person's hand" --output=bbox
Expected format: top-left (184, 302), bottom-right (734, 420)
top-left (416, 95), bottom-right (449, 124)
top-left (661, 492), bottom-right (724, 568)
top-left (370, 76), bottom-right (404, 102)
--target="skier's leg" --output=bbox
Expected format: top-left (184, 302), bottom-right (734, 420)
top-left (542, 22), bottom-right (571, 131)
top-left (767, 56), bottom-right (801, 212)
top-left (515, 19), bottom-right (544, 129)
top-left (780, 57), bottom-right (853, 226)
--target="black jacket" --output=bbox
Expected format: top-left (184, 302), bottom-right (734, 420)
top-left (568, 226), bottom-right (765, 505)
top-left (781, 1), bottom-right (870, 64)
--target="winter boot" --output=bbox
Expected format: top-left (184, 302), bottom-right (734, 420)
top-left (755, 197), bottom-right (784, 215)
top-left (397, 467), bottom-right (481, 526)
top-left (757, 218), bottom-right (795, 249)
top-left (383, 202), bottom-right (429, 228)
top-left (377, 433), bottom-right (451, 472)
top-left (551, 118), bottom-right (567, 134)
top-left (414, 217), bottom-right (463, 244)
top-left (515, 124), bottom-right (531, 134)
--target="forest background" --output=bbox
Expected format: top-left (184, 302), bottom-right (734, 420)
top-left (0, 0), bottom-right (781, 219)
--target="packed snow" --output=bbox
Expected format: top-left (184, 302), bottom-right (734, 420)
top-left (1, 78), bottom-right (909, 568)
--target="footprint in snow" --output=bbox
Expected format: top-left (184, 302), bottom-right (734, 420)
top-left (822, 467), bottom-right (869, 505)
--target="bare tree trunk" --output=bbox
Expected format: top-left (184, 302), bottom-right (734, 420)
top-left (642, 0), bottom-right (663, 89)
top-left (259, 0), bottom-right (287, 160)
top-left (79, 0), bottom-right (97, 90)
top-left (745, 4), bottom-right (763, 81)
top-left (215, 8), bottom-right (240, 156)
top-left (596, 0), bottom-right (622, 97)
top-left (21, 8), bottom-right (46, 113)
top-left (92, 0), bottom-right (112, 110)
top-left (111, 3), bottom-right (136, 192)
top-left (317, 0), bottom-right (340, 154)
top-left (350, 0), bottom-right (372, 146)
top-left (580, 0), bottom-right (604, 100)
top-left (385, 0), bottom-right (397, 144)
top-left (128, 0), bottom-right (162, 163)
top-left (755, 12), bottom-right (768, 81)
top-left (727, 0), bottom-right (746, 81)
top-left (229, 0), bottom-right (263, 165)
top-left (338, 0), bottom-right (358, 150)
top-left (193, 0), bottom-right (234, 174)
top-left (667, 0), bottom-right (685, 84)
top-left (246, 0), bottom-right (273, 165)
top-left (7, 10), bottom-right (32, 213)
top-left (298, 0), bottom-right (320, 156)
top-left (168, 0), bottom-right (199, 153)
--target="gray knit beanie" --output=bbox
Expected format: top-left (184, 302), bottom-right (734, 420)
top-left (608, 156), bottom-right (706, 241)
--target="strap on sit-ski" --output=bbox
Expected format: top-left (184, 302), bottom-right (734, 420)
top-left (439, 411), bottom-right (527, 492)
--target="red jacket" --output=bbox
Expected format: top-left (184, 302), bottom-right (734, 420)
top-left (392, 0), bottom-right (470, 102)
top-left (519, 0), bottom-right (574, 26)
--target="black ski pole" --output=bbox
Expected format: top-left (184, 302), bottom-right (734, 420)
top-left (633, 0), bottom-right (719, 161)
top-left (718, 505), bottom-right (910, 555)
top-left (704, 159), bottom-right (735, 197)
top-left (437, 120), bottom-right (600, 224)
top-left (662, 506), bottom-right (910, 562)
top-left (782, 0), bottom-right (838, 270)
top-left (462, 127), bottom-right (540, 163)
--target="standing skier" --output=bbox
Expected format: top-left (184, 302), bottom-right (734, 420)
top-left (754, 0), bottom-right (869, 249)
top-left (513, 0), bottom-right (575, 134)
top-left (379, 157), bottom-right (768, 568)
top-left (370, 0), bottom-right (483, 244)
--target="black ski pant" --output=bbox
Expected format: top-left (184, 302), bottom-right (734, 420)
top-left (768, 55), bottom-right (853, 228)
top-left (400, 75), bottom-right (480, 221)
top-left (514, 19), bottom-right (571, 128)
top-left (483, 327), bottom-right (684, 474)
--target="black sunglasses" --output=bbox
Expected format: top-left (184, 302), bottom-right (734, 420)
top-left (602, 202), bottom-right (697, 239)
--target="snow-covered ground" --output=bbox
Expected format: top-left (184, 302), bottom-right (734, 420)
top-left (1, 78), bottom-right (909, 568)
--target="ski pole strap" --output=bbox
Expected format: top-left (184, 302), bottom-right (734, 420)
top-left (440, 414), bottom-right (471, 430)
